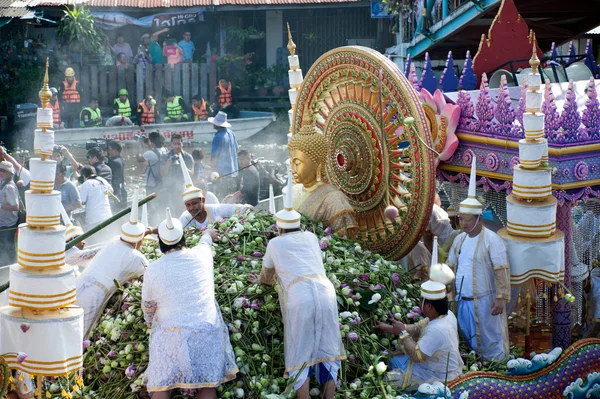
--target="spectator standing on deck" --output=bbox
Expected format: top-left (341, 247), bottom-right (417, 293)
top-left (113, 35), bottom-right (133, 64)
top-left (178, 31), bottom-right (195, 63)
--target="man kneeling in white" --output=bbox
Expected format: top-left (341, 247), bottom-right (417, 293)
top-left (374, 260), bottom-right (463, 391)
top-left (76, 187), bottom-right (148, 337)
top-left (250, 173), bottom-right (345, 399)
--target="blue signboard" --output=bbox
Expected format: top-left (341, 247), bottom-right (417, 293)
top-left (371, 0), bottom-right (393, 18)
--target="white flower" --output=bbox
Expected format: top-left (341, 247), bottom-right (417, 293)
top-left (469, 364), bottom-right (478, 372)
top-left (231, 223), bottom-right (244, 234)
top-left (339, 311), bottom-right (353, 319)
top-left (375, 361), bottom-right (387, 375)
top-left (250, 260), bottom-right (259, 267)
top-left (233, 298), bottom-right (245, 309)
top-left (235, 388), bottom-right (244, 397)
top-left (368, 293), bottom-right (382, 305)
top-left (309, 388), bottom-right (320, 396)
top-left (341, 287), bottom-right (351, 296)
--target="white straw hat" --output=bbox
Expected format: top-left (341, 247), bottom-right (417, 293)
top-left (158, 207), bottom-right (183, 245)
top-left (428, 236), bottom-right (455, 286)
top-left (120, 186), bottom-right (146, 243)
top-left (207, 111), bottom-right (232, 128)
top-left (60, 204), bottom-right (83, 242)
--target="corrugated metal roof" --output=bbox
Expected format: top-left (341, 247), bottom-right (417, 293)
top-left (0, 0), bottom-right (35, 18)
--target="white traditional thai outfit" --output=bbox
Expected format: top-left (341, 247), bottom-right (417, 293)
top-left (179, 204), bottom-right (250, 229)
top-left (447, 227), bottom-right (510, 361)
top-left (75, 238), bottom-right (147, 337)
top-left (142, 234), bottom-right (237, 392)
top-left (261, 231), bottom-right (345, 389)
top-left (388, 311), bottom-right (464, 390)
top-left (66, 246), bottom-right (102, 277)
top-left (428, 205), bottom-right (456, 249)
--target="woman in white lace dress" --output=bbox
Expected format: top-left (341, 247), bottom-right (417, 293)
top-left (142, 208), bottom-right (237, 398)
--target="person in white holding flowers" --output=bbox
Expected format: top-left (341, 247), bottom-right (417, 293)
top-left (76, 187), bottom-right (148, 337)
top-left (447, 159), bottom-right (510, 361)
top-left (250, 172), bottom-right (345, 399)
top-left (374, 238), bottom-right (463, 390)
top-left (142, 208), bottom-right (237, 398)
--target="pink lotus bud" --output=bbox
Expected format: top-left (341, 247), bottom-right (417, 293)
top-left (384, 206), bottom-right (399, 221)
top-left (347, 332), bottom-right (359, 343)
top-left (20, 323), bottom-right (30, 333)
top-left (107, 350), bottom-right (117, 358)
top-left (82, 340), bottom-right (91, 351)
top-left (125, 364), bottom-right (135, 379)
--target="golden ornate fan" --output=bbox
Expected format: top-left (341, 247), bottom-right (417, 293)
top-left (292, 46), bottom-right (435, 260)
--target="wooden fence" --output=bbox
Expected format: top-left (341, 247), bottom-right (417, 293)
top-left (67, 63), bottom-right (207, 109)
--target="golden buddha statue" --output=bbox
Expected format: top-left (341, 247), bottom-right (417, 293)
top-left (288, 121), bottom-right (358, 239)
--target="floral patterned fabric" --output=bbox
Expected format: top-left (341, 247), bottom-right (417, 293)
top-left (142, 234), bottom-right (238, 392)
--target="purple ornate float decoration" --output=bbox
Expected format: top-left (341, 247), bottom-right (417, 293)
top-left (560, 81), bottom-right (582, 142)
top-left (408, 63), bottom-right (420, 92)
top-left (440, 51), bottom-right (460, 93)
top-left (459, 50), bottom-right (477, 91)
top-left (404, 53), bottom-right (412, 78)
top-left (475, 73), bottom-right (494, 133)
top-left (582, 77), bottom-right (600, 139)
top-left (494, 75), bottom-right (515, 136)
top-left (420, 52), bottom-right (437, 94)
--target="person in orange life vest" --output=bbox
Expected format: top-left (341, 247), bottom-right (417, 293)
top-left (137, 96), bottom-right (160, 126)
top-left (116, 52), bottom-right (129, 68)
top-left (59, 67), bottom-right (82, 128)
top-left (191, 95), bottom-right (209, 121)
top-left (215, 79), bottom-right (240, 119)
top-left (215, 79), bottom-right (232, 108)
top-left (49, 87), bottom-right (65, 129)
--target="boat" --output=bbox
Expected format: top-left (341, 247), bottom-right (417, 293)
top-left (53, 110), bottom-right (276, 145)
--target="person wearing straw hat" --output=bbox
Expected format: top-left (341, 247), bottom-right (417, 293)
top-left (249, 171), bottom-right (345, 399)
top-left (209, 111), bottom-right (239, 198)
top-left (75, 187), bottom-right (148, 337)
top-left (375, 240), bottom-right (463, 391)
top-left (447, 159), bottom-right (510, 361)
top-left (142, 208), bottom-right (237, 397)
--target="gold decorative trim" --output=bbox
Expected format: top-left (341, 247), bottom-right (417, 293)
top-left (455, 132), bottom-right (600, 156)
top-left (510, 268), bottom-right (565, 278)
top-left (9, 293), bottom-right (76, 305)
top-left (459, 204), bottom-right (483, 209)
top-left (505, 230), bottom-right (554, 238)
top-left (421, 287), bottom-right (445, 294)
top-left (26, 215), bottom-right (60, 219)
top-left (9, 288), bottom-right (75, 298)
top-left (9, 297), bottom-right (76, 309)
top-left (507, 220), bottom-right (555, 228)
top-left (4, 354), bottom-right (81, 365)
top-left (120, 229), bottom-right (144, 239)
top-left (525, 107), bottom-right (541, 113)
top-left (512, 184), bottom-right (552, 189)
top-left (18, 249), bottom-right (64, 257)
top-left (276, 216), bottom-right (301, 224)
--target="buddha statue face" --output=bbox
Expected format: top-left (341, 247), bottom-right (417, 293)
top-left (290, 149), bottom-right (319, 187)
top-left (288, 121), bottom-right (327, 188)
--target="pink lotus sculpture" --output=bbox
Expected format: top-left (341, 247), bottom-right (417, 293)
top-left (419, 88), bottom-right (460, 166)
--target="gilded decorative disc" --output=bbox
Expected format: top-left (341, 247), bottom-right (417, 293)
top-left (292, 46), bottom-right (435, 260)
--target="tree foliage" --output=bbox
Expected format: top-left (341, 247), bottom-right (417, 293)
top-left (57, 6), bottom-right (104, 55)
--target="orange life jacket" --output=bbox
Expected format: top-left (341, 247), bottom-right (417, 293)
top-left (217, 82), bottom-right (232, 106)
top-left (62, 79), bottom-right (80, 103)
top-left (50, 99), bottom-right (61, 123)
top-left (192, 100), bottom-right (208, 121)
top-left (138, 101), bottom-right (156, 124)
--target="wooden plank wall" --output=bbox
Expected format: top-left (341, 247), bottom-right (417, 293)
top-left (72, 64), bottom-right (203, 110)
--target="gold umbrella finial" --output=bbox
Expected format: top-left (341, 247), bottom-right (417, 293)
top-left (287, 22), bottom-right (296, 57)
top-left (39, 58), bottom-right (52, 109)
top-left (530, 32), bottom-right (540, 75)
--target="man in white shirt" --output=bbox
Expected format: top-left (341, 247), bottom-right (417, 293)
top-left (447, 159), bottom-right (510, 361)
top-left (79, 165), bottom-right (113, 244)
top-left (250, 173), bottom-right (344, 399)
top-left (374, 259), bottom-right (463, 390)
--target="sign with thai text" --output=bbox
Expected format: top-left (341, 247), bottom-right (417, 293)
top-left (92, 9), bottom-right (204, 30)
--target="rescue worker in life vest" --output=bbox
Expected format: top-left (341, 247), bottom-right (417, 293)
top-left (59, 67), bottom-right (83, 129)
top-left (49, 87), bottom-right (65, 130)
top-left (191, 95), bottom-right (209, 121)
top-left (113, 88), bottom-right (134, 120)
top-left (215, 78), bottom-right (240, 119)
top-left (163, 90), bottom-right (189, 123)
top-left (80, 97), bottom-right (103, 128)
top-left (137, 96), bottom-right (160, 126)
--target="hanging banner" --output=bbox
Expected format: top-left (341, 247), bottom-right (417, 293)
top-left (92, 9), bottom-right (205, 30)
